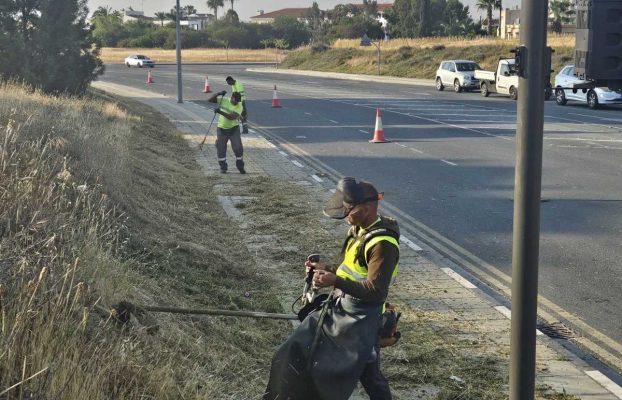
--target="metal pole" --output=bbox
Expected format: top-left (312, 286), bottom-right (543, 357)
top-left (509, 0), bottom-right (548, 398)
top-left (176, 0), bottom-right (183, 103)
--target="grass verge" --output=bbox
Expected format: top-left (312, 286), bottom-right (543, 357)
top-left (282, 37), bottom-right (575, 79)
top-left (0, 82), bottom-right (288, 399)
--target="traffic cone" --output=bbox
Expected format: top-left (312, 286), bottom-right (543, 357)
top-left (146, 70), bottom-right (154, 84)
top-left (271, 85), bottom-right (282, 108)
top-left (203, 75), bottom-right (212, 93)
top-left (369, 108), bottom-right (390, 143)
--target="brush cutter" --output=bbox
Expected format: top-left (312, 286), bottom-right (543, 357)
top-left (198, 91), bottom-right (226, 150)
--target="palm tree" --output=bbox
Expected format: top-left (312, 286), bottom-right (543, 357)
top-left (207, 0), bottom-right (224, 19)
top-left (476, 0), bottom-right (496, 35)
top-left (229, 0), bottom-right (235, 12)
top-left (549, 0), bottom-right (574, 33)
top-left (154, 11), bottom-right (167, 26)
top-left (92, 6), bottom-right (113, 17)
top-left (495, 0), bottom-right (502, 36)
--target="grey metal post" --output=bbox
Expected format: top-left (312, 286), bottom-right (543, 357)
top-left (176, 0), bottom-right (183, 103)
top-left (509, 0), bottom-right (548, 398)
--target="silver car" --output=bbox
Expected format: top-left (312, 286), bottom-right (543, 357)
top-left (124, 55), bottom-right (155, 68)
top-left (435, 60), bottom-right (481, 93)
top-left (554, 65), bottom-right (622, 109)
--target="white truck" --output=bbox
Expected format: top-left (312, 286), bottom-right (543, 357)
top-left (474, 57), bottom-right (553, 101)
top-left (474, 58), bottom-right (520, 100)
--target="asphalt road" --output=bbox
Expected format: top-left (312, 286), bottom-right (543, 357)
top-left (98, 63), bottom-right (622, 353)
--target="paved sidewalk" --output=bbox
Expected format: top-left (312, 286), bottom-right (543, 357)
top-left (92, 80), bottom-right (622, 400)
top-left (246, 67), bottom-right (435, 87)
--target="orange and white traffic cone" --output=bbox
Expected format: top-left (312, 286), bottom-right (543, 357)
top-left (203, 75), bottom-right (212, 93)
top-left (271, 85), bottom-right (282, 108)
top-left (146, 70), bottom-right (154, 84)
top-left (369, 108), bottom-right (390, 143)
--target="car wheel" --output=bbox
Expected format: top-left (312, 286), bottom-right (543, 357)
top-left (587, 90), bottom-right (599, 109)
top-left (481, 82), bottom-right (490, 97)
top-left (126, 63), bottom-right (130, 67)
top-left (555, 88), bottom-right (567, 105)
top-left (544, 86), bottom-right (552, 101)
top-left (510, 86), bottom-right (518, 100)
top-left (138, 62), bottom-right (143, 68)
top-left (436, 77), bottom-right (444, 91)
top-left (453, 79), bottom-right (462, 93)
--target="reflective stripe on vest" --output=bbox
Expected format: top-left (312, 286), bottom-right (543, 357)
top-left (336, 234), bottom-right (399, 284)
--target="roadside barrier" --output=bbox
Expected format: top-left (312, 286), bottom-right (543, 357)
top-left (370, 108), bottom-right (390, 143)
top-left (272, 85), bottom-right (282, 108)
top-left (203, 75), bottom-right (212, 93)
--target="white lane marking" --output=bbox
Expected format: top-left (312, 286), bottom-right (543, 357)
top-left (400, 235), bottom-right (423, 252)
top-left (292, 160), bottom-right (304, 168)
top-left (545, 137), bottom-right (622, 143)
top-left (329, 119), bottom-right (339, 124)
top-left (267, 141), bottom-right (277, 148)
top-left (441, 268), bottom-right (477, 289)
top-left (278, 150), bottom-right (288, 157)
top-left (359, 130), bottom-right (370, 134)
top-left (585, 370), bottom-right (622, 398)
top-left (396, 143), bottom-right (407, 148)
top-left (305, 112), bottom-right (313, 116)
top-left (311, 174), bottom-right (323, 183)
top-left (575, 113), bottom-right (622, 123)
top-left (296, 135), bottom-right (307, 139)
top-left (409, 147), bottom-right (424, 154)
top-left (440, 159), bottom-right (458, 166)
top-left (494, 306), bottom-right (544, 336)
top-left (248, 129), bottom-right (256, 134)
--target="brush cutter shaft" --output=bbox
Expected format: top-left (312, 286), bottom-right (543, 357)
top-left (142, 305), bottom-right (298, 320)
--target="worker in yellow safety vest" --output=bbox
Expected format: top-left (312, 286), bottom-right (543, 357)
top-left (264, 177), bottom-right (399, 400)
top-left (208, 90), bottom-right (245, 174)
top-left (226, 76), bottom-right (248, 133)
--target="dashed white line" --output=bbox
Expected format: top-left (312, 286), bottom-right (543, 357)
top-left (329, 120), bottom-right (339, 124)
top-left (266, 142), bottom-right (277, 148)
top-left (440, 159), bottom-right (458, 166)
top-left (396, 143), bottom-right (407, 148)
top-left (399, 235), bottom-right (423, 252)
top-left (278, 151), bottom-right (288, 157)
top-left (494, 306), bottom-right (544, 336)
top-left (409, 147), bottom-right (424, 154)
top-left (585, 370), bottom-right (622, 399)
top-left (305, 112), bottom-right (313, 116)
top-left (359, 130), bottom-right (370, 134)
top-left (292, 160), bottom-right (304, 168)
top-left (441, 268), bottom-right (477, 289)
top-left (311, 174), bottom-right (323, 183)
top-left (296, 135), bottom-right (307, 139)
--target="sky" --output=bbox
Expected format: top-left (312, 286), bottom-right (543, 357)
top-left (87, 0), bottom-right (522, 21)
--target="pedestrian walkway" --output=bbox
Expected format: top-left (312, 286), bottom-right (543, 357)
top-left (92, 80), bottom-right (622, 399)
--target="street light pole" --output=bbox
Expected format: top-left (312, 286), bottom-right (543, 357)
top-left (360, 33), bottom-right (381, 76)
top-left (372, 41), bottom-right (380, 76)
top-left (175, 0), bottom-right (183, 103)
top-left (509, 0), bottom-right (548, 397)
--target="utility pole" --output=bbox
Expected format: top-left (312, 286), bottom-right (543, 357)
top-left (509, 0), bottom-right (548, 398)
top-left (176, 0), bottom-right (183, 103)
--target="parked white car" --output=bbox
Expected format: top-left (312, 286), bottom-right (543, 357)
top-left (435, 60), bottom-right (481, 93)
top-left (124, 55), bottom-right (155, 68)
top-left (554, 65), bottom-right (622, 109)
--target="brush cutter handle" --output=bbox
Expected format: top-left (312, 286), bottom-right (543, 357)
top-left (140, 305), bottom-right (298, 320)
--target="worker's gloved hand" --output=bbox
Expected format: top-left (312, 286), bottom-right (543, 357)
top-left (219, 90), bottom-right (227, 96)
top-left (305, 259), bottom-right (327, 273)
top-left (313, 270), bottom-right (336, 289)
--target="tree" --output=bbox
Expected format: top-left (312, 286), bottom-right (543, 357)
top-left (183, 5), bottom-right (197, 16)
top-left (229, 0), bottom-right (235, 12)
top-left (0, 0), bottom-right (103, 94)
top-left (305, 1), bottom-right (326, 40)
top-left (207, 0), bottom-right (224, 19)
top-left (224, 9), bottom-right (239, 24)
top-left (91, 12), bottom-right (124, 46)
top-left (419, 0), bottom-right (431, 36)
top-left (154, 11), bottom-right (167, 26)
top-left (495, 0), bottom-right (502, 36)
top-left (272, 16), bottom-right (311, 48)
top-left (441, 0), bottom-right (475, 35)
top-left (476, 0), bottom-right (495, 35)
top-left (549, 0), bottom-right (574, 33)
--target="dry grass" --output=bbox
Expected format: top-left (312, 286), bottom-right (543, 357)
top-left (332, 34), bottom-right (576, 50)
top-left (0, 82), bottom-right (288, 399)
top-left (100, 47), bottom-right (287, 64)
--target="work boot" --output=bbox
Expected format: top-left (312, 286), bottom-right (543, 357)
top-left (218, 160), bottom-right (227, 174)
top-left (236, 159), bottom-right (246, 174)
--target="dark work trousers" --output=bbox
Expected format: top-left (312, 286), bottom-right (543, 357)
top-left (216, 125), bottom-right (243, 161)
top-left (360, 349), bottom-right (392, 400)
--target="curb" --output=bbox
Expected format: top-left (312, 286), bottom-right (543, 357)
top-left (245, 67), bottom-right (435, 88)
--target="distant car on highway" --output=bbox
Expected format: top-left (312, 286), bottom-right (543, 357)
top-left (435, 60), bottom-right (481, 93)
top-left (554, 65), bottom-right (622, 109)
top-left (124, 55), bottom-right (155, 68)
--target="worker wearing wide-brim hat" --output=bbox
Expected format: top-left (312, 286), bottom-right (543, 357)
top-left (264, 177), bottom-right (400, 400)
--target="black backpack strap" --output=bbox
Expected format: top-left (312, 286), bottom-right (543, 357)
top-left (355, 228), bottom-right (400, 268)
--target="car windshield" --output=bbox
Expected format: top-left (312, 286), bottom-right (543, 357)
top-left (456, 62), bottom-right (480, 72)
